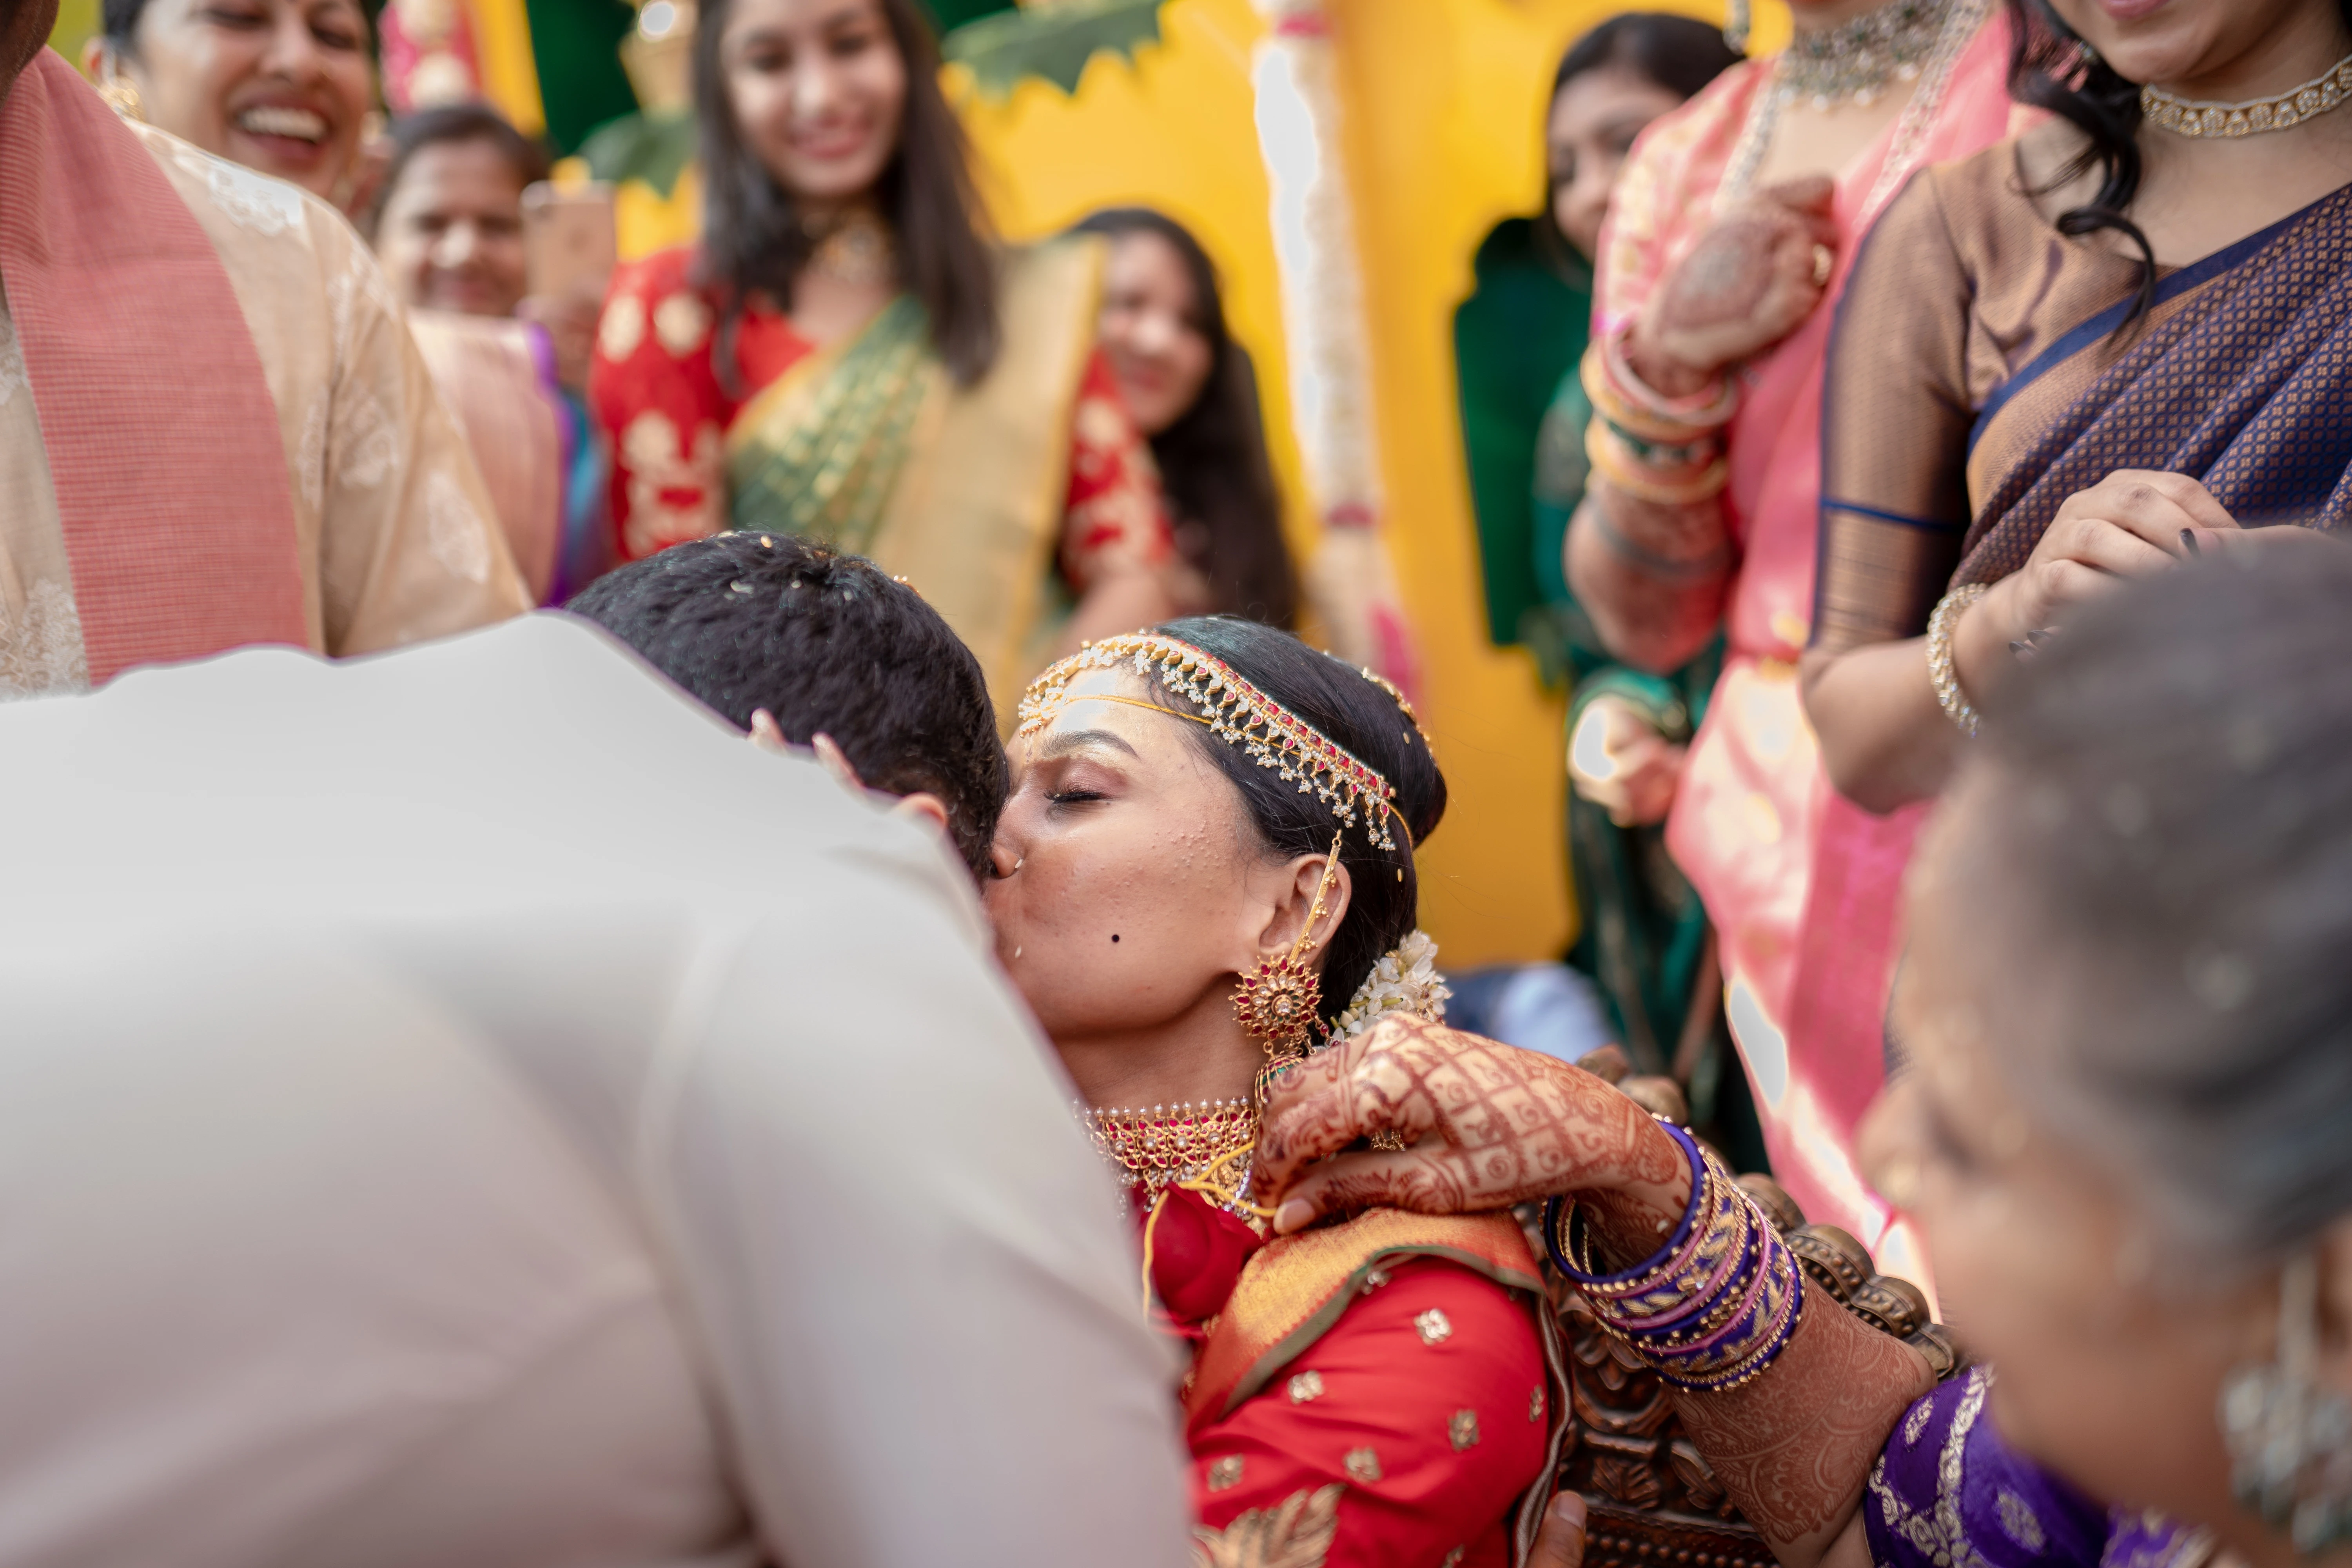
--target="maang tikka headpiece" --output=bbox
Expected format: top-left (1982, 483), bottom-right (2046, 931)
top-left (1016, 633), bottom-right (1412, 851)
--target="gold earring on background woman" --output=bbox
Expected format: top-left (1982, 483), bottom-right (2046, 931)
top-left (95, 67), bottom-right (145, 122)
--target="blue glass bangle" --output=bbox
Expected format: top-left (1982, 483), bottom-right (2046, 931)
top-left (1542, 1119), bottom-right (1707, 1286)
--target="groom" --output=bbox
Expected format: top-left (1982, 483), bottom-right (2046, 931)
top-left (0, 599), bottom-right (1187, 1566)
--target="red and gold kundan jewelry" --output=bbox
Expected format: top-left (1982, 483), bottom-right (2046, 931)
top-left (1016, 633), bottom-right (1412, 851)
top-left (1079, 1097), bottom-right (1258, 1198)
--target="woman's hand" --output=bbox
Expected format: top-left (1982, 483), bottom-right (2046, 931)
top-left (1568, 696), bottom-right (1686, 826)
top-left (1250, 1016), bottom-right (1688, 1236)
top-left (1958, 470), bottom-right (2240, 698)
top-left (1628, 175), bottom-right (1840, 395)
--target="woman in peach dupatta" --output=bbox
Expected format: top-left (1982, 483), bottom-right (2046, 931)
top-left (1566, 0), bottom-right (2014, 1248)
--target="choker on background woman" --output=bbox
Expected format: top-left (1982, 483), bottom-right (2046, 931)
top-left (2142, 49), bottom-right (2352, 139)
top-left (1717, 0), bottom-right (1989, 216)
top-left (801, 205), bottom-right (898, 286)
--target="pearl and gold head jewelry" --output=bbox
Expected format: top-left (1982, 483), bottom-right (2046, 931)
top-left (1016, 632), bottom-right (1411, 851)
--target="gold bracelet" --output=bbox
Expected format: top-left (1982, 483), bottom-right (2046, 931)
top-left (1581, 339), bottom-right (1736, 446)
top-left (1586, 420), bottom-right (1730, 506)
top-left (1926, 582), bottom-right (1991, 737)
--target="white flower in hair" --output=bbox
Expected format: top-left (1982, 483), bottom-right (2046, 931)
top-left (1330, 929), bottom-right (1451, 1040)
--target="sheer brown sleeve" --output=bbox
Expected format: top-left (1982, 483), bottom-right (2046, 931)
top-left (1812, 168), bottom-right (1976, 654)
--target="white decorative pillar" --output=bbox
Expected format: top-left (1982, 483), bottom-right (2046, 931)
top-left (1252, 0), bottom-right (1419, 697)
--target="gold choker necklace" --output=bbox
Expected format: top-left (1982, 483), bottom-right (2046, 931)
top-left (2142, 50), bottom-right (2352, 139)
top-left (802, 206), bottom-right (898, 285)
top-left (1077, 1098), bottom-right (1256, 1195)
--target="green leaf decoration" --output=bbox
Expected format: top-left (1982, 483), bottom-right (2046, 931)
top-left (943, 0), bottom-right (1166, 101)
top-left (577, 109), bottom-right (700, 200)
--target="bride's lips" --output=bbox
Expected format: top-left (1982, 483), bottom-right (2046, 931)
top-left (2090, 0), bottom-right (2171, 21)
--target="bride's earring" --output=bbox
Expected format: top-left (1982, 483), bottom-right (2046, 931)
top-left (2221, 1252), bottom-right (2352, 1553)
top-left (1234, 833), bottom-right (1345, 1087)
top-left (1722, 0), bottom-right (1750, 53)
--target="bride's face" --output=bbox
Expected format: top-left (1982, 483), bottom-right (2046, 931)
top-left (986, 670), bottom-right (1289, 1043)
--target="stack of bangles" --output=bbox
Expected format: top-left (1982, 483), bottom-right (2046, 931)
top-left (1541, 1121), bottom-right (1804, 1392)
top-left (1581, 328), bottom-right (1738, 508)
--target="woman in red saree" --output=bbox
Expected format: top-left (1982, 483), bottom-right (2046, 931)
top-left (589, 0), bottom-right (1172, 710)
top-left (1562, 0), bottom-right (2015, 1252)
top-left (989, 618), bottom-right (1571, 1566)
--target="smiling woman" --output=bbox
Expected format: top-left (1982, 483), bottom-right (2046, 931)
top-left (84, 0), bottom-right (372, 207)
top-left (588, 0), bottom-right (1179, 711)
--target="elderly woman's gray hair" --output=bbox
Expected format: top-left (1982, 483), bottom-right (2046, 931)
top-left (1937, 533), bottom-right (2352, 1266)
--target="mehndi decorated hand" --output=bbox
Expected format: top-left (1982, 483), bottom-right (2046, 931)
top-left (1251, 1016), bottom-right (1690, 1238)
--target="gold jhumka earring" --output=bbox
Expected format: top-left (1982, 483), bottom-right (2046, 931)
top-left (1233, 830), bottom-right (1346, 1096)
top-left (96, 69), bottom-right (146, 122)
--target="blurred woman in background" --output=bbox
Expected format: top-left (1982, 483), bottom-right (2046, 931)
top-left (372, 106), bottom-right (614, 603)
top-left (591, 0), bottom-right (1175, 711)
top-left (1559, 0), bottom-right (2015, 1247)
top-left (1454, 13), bottom-right (1742, 1102)
top-left (1803, 0), bottom-right (2352, 795)
top-left (1073, 208), bottom-right (1297, 629)
top-left (83, 4), bottom-right (594, 605)
top-left (85, 0), bottom-right (374, 211)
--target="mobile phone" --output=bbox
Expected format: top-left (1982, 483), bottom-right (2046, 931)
top-left (521, 181), bottom-right (618, 303)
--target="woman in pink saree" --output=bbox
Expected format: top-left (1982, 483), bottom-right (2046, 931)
top-left (1565, 0), bottom-right (2014, 1252)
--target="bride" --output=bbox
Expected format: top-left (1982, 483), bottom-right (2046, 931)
top-left (987, 617), bottom-right (1591, 1566)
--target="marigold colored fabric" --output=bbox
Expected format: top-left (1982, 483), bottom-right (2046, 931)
top-left (0, 52), bottom-right (306, 682)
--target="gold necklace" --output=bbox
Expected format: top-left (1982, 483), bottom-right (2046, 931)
top-left (802, 205), bottom-right (898, 286)
top-left (2142, 49), bottom-right (2352, 139)
top-left (1077, 1098), bottom-right (1257, 1196)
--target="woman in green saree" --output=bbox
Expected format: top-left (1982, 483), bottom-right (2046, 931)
top-left (588, 0), bottom-right (1175, 711)
top-left (1450, 14), bottom-right (1739, 1078)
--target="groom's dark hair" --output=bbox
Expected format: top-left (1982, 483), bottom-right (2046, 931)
top-left (566, 534), bottom-right (1006, 879)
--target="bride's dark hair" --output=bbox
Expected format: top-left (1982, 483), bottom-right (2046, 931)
top-left (693, 0), bottom-right (1000, 387)
top-left (1149, 617), bottom-right (1445, 1027)
top-left (2005, 0), bottom-right (2352, 323)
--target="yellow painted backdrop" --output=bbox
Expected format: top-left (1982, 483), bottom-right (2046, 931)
top-left (957, 0), bottom-right (1785, 968)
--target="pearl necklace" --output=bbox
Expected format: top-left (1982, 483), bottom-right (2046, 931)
top-left (2141, 50), bottom-right (2352, 139)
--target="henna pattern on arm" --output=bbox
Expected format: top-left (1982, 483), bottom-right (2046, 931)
top-left (1252, 1019), bottom-right (1690, 1230)
top-left (1670, 1290), bottom-right (1935, 1564)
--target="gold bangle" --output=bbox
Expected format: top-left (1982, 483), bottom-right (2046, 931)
top-left (1581, 341), bottom-right (1735, 446)
top-left (1592, 332), bottom-right (1738, 435)
top-left (1586, 419), bottom-right (1730, 506)
top-left (1926, 583), bottom-right (1991, 737)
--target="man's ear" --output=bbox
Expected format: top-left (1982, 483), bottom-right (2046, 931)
top-left (891, 791), bottom-right (952, 836)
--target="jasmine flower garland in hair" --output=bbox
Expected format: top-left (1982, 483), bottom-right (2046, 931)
top-left (1329, 930), bottom-right (1451, 1040)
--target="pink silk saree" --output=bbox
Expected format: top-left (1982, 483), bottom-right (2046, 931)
top-left (1592, 14), bottom-right (2015, 1247)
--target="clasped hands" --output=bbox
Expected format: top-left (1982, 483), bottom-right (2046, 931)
top-left (1251, 1015), bottom-right (1691, 1238)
